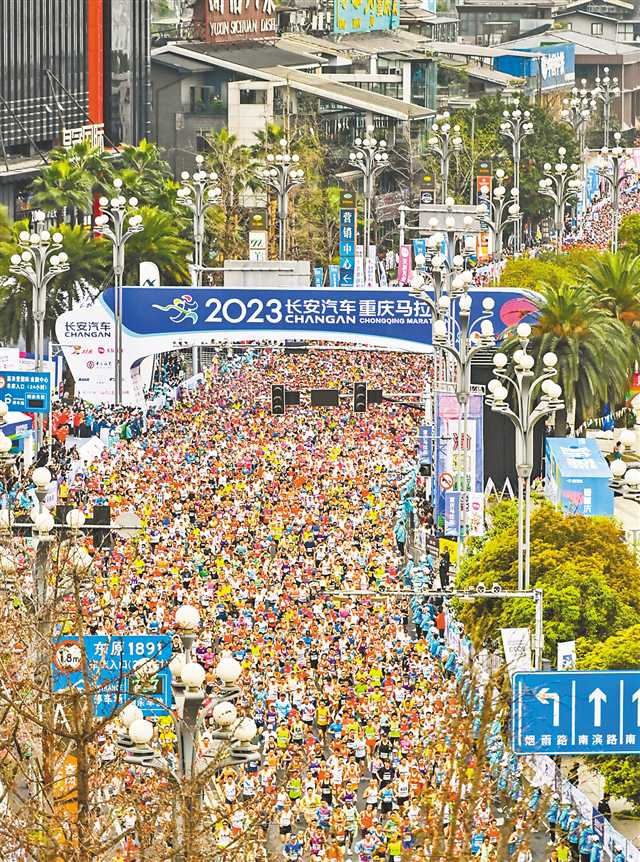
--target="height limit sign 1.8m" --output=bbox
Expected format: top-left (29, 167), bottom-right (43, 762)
top-left (512, 671), bottom-right (640, 755)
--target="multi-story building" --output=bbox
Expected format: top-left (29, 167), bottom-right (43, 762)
top-left (0, 0), bottom-right (151, 220)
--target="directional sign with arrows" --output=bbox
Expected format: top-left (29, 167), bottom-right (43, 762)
top-left (513, 671), bottom-right (640, 755)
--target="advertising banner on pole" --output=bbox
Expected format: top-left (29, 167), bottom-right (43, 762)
top-left (501, 627), bottom-right (532, 676)
top-left (397, 244), bottom-right (413, 285)
top-left (557, 640), bottom-right (577, 670)
top-left (434, 392), bottom-right (484, 531)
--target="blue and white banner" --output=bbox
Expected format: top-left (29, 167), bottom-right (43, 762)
top-left (56, 286), bottom-right (538, 406)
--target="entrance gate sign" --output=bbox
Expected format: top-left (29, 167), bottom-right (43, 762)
top-left (56, 286), bottom-right (538, 405)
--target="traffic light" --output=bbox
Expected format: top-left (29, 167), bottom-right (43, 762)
top-left (271, 384), bottom-right (285, 415)
top-left (353, 381), bottom-right (367, 413)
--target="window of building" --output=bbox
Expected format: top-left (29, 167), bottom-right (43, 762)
top-left (591, 21), bottom-right (604, 34)
top-left (240, 89), bottom-right (266, 105)
top-left (618, 22), bottom-right (634, 40)
top-left (190, 85), bottom-right (223, 113)
top-left (196, 131), bottom-right (211, 152)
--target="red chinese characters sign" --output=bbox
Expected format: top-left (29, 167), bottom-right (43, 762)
top-left (196, 0), bottom-right (277, 43)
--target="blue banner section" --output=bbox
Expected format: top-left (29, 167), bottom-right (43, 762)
top-left (0, 370), bottom-right (50, 414)
top-left (52, 635), bottom-right (172, 718)
top-left (333, 0), bottom-right (399, 33)
top-left (101, 287), bottom-right (538, 351)
top-left (513, 671), bottom-right (640, 755)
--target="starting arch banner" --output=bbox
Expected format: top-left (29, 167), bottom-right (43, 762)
top-left (56, 286), bottom-right (538, 406)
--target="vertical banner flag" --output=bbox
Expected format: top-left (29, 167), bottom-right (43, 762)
top-left (434, 392), bottom-right (484, 532)
top-left (365, 256), bottom-right (376, 289)
top-left (557, 641), bottom-right (577, 670)
top-left (339, 191), bottom-right (357, 287)
top-left (354, 254), bottom-right (365, 289)
top-left (328, 264), bottom-right (339, 287)
top-left (501, 628), bottom-right (532, 676)
top-left (412, 238), bottom-right (427, 260)
top-left (397, 244), bottom-right (413, 285)
top-left (378, 261), bottom-right (388, 288)
top-left (313, 267), bottom-right (324, 287)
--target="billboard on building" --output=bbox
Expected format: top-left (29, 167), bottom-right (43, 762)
top-left (494, 44), bottom-right (575, 92)
top-left (333, 0), bottom-right (400, 33)
top-left (196, 0), bottom-right (277, 43)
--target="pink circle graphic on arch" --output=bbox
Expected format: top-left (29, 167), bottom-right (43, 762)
top-left (499, 297), bottom-right (537, 328)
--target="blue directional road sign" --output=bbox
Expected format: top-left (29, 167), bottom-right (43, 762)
top-left (0, 370), bottom-right (51, 414)
top-left (52, 635), bottom-right (172, 718)
top-left (513, 671), bottom-right (640, 755)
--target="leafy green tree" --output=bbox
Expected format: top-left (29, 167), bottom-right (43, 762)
top-left (580, 627), bottom-right (640, 813)
top-left (449, 95), bottom-right (577, 220)
top-left (619, 212), bottom-right (640, 256)
top-left (116, 139), bottom-right (179, 211)
top-left (456, 502), bottom-right (640, 660)
top-left (203, 128), bottom-right (258, 262)
top-left (0, 221), bottom-right (109, 348)
top-left (122, 206), bottom-right (191, 285)
top-left (581, 251), bottom-right (640, 357)
top-left (527, 281), bottom-right (633, 430)
top-left (29, 159), bottom-right (94, 221)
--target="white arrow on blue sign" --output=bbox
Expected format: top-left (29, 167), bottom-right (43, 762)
top-left (513, 671), bottom-right (640, 755)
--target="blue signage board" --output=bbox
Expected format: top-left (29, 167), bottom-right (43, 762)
top-left (513, 671), bottom-right (640, 755)
top-left (105, 287), bottom-right (539, 352)
top-left (333, 0), bottom-right (399, 33)
top-left (52, 635), bottom-right (172, 718)
top-left (0, 370), bottom-right (50, 414)
top-left (494, 44), bottom-right (575, 92)
top-left (339, 208), bottom-right (357, 286)
top-left (545, 437), bottom-right (614, 516)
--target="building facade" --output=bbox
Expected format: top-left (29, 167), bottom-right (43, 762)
top-left (0, 0), bottom-right (151, 219)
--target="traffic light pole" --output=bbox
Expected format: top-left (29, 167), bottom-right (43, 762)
top-left (328, 587), bottom-right (544, 670)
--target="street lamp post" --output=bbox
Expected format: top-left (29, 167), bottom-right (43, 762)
top-left (487, 324), bottom-right (564, 591)
top-left (596, 132), bottom-right (634, 253)
top-left (348, 126), bottom-right (390, 253)
top-left (537, 148), bottom-right (581, 252)
top-left (117, 605), bottom-right (260, 858)
top-left (425, 112), bottom-right (464, 205)
top-left (476, 168), bottom-right (520, 272)
top-left (561, 85), bottom-right (596, 158)
top-left (177, 154), bottom-right (222, 287)
top-left (260, 138), bottom-right (304, 261)
top-left (94, 181), bottom-right (144, 406)
top-left (9, 223), bottom-right (69, 447)
top-left (592, 67), bottom-right (621, 149)
top-left (499, 104), bottom-right (534, 254)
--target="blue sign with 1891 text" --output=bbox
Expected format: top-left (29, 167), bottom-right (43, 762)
top-left (513, 671), bottom-right (640, 755)
top-left (52, 635), bottom-right (172, 717)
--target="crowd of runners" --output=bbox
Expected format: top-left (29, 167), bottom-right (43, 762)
top-left (9, 349), bottom-right (564, 859)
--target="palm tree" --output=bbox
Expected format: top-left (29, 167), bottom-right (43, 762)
top-left (0, 220), bottom-right (110, 349)
top-left (580, 251), bottom-right (640, 359)
top-left (527, 281), bottom-right (634, 432)
top-left (122, 206), bottom-right (191, 285)
top-left (29, 158), bottom-right (94, 222)
top-left (203, 128), bottom-right (258, 261)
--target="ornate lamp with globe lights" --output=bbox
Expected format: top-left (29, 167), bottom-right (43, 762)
top-left (476, 169), bottom-right (520, 270)
top-left (499, 102), bottom-right (534, 253)
top-left (596, 132), bottom-right (634, 253)
top-left (259, 138), bottom-right (304, 261)
top-left (591, 68), bottom-right (621, 149)
top-left (610, 460), bottom-right (640, 503)
top-left (348, 126), bottom-right (390, 252)
top-left (487, 323), bottom-right (564, 590)
top-left (537, 148), bottom-right (581, 252)
top-left (94, 181), bottom-right (144, 405)
top-left (177, 155), bottom-right (222, 287)
top-left (118, 604), bottom-right (260, 787)
top-left (425, 113), bottom-right (463, 205)
top-left (9, 223), bottom-right (69, 445)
